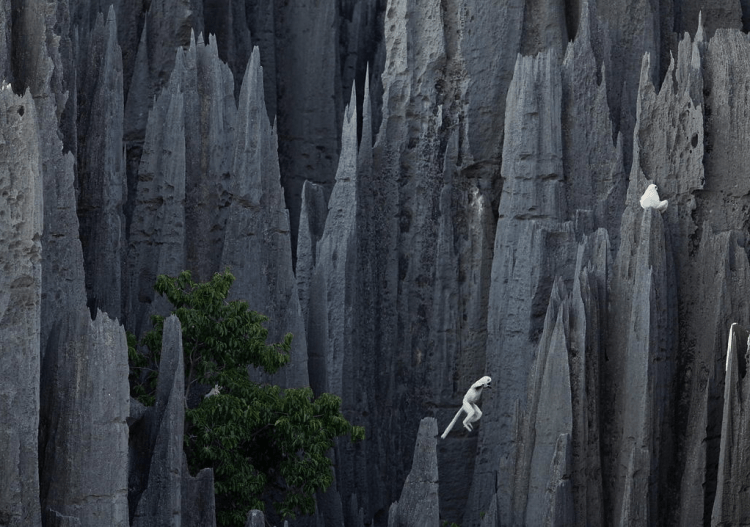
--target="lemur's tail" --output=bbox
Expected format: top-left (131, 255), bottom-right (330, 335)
top-left (440, 408), bottom-right (464, 439)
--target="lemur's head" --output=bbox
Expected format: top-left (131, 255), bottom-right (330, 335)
top-left (473, 376), bottom-right (492, 390)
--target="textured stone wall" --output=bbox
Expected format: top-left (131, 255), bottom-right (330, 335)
top-left (6, 0), bottom-right (750, 526)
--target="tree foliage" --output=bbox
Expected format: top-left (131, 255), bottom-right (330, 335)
top-left (128, 270), bottom-right (365, 526)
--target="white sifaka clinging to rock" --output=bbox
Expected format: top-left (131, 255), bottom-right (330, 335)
top-left (440, 376), bottom-right (492, 439)
top-left (640, 183), bottom-right (669, 212)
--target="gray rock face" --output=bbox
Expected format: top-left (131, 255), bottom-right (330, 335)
top-left (132, 316), bottom-right (185, 527)
top-left (274, 0), bottom-right (341, 251)
top-left (77, 8), bottom-right (126, 321)
top-left (0, 86), bottom-right (42, 527)
top-left (220, 47), bottom-right (309, 389)
top-left (296, 179), bottom-right (328, 333)
top-left (125, 51), bottom-right (186, 336)
top-left (187, 34), bottom-right (236, 282)
top-left (388, 418), bottom-right (439, 527)
top-left (561, 0), bottom-right (626, 245)
top-left (604, 206), bottom-right (677, 527)
top-left (473, 47), bottom-right (580, 523)
top-left (308, 86), bottom-right (360, 398)
top-left (38, 309), bottom-right (130, 527)
top-left (711, 323), bottom-right (750, 526)
top-left (518, 279), bottom-right (574, 527)
top-left (11, 1), bottom-right (750, 527)
top-left (181, 458), bottom-right (217, 527)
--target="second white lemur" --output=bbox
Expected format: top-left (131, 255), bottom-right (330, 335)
top-left (441, 376), bottom-right (492, 439)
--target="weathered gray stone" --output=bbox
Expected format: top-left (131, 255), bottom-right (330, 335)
top-left (0, 0), bottom-right (11, 85)
top-left (12, 0), bottom-right (90, 358)
top-left (472, 48), bottom-right (579, 526)
top-left (187, 34), bottom-right (236, 282)
top-left (77, 7), bottom-right (126, 321)
top-left (38, 309), bottom-right (130, 527)
top-left (458, 0), bottom-right (524, 168)
top-left (123, 0), bottom-right (202, 142)
top-left (604, 205), bottom-right (677, 527)
top-left (275, 0), bottom-right (340, 251)
top-left (592, 0), bottom-right (662, 171)
top-left (520, 280), bottom-right (574, 527)
top-left (220, 47), bottom-right (309, 389)
top-left (393, 417), bottom-right (439, 527)
top-left (296, 179), bottom-right (327, 332)
top-left (308, 86), bottom-right (359, 398)
top-left (562, 0), bottom-right (625, 244)
top-left (520, 0), bottom-right (568, 58)
top-left (13, 1), bottom-right (750, 526)
top-left (181, 456), bottom-right (216, 527)
top-left (544, 433), bottom-right (574, 527)
top-left (125, 54), bottom-right (186, 336)
top-left (710, 323), bottom-right (750, 526)
top-left (676, 228), bottom-right (750, 526)
top-left (568, 231), bottom-right (609, 527)
top-left (132, 316), bottom-right (185, 527)
top-left (678, 1), bottom-right (741, 38)
top-left (0, 85), bottom-right (42, 527)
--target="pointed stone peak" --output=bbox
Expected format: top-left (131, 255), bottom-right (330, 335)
top-left (238, 47), bottom-right (265, 117)
top-left (358, 63), bottom-right (373, 174)
top-left (580, 0), bottom-right (592, 40)
top-left (564, 0), bottom-right (594, 67)
top-left (332, 85), bottom-right (359, 189)
top-left (106, 4), bottom-right (117, 26)
top-left (696, 11), bottom-right (704, 43)
top-left (345, 83), bottom-right (357, 128)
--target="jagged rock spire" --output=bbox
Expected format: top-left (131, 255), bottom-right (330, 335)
top-left (0, 85), bottom-right (42, 527)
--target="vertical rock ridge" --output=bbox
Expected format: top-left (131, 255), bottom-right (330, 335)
top-left (568, 230), bottom-right (609, 526)
top-left (125, 54), bottom-right (186, 336)
top-left (391, 417), bottom-right (439, 527)
top-left (39, 309), bottom-right (130, 526)
top-left (373, 5), bottom-right (473, 520)
top-left (308, 85), bottom-right (359, 399)
top-left (0, 85), bottom-right (42, 527)
top-left (514, 278), bottom-right (573, 525)
top-left (275, 0), bottom-right (340, 254)
top-left (710, 322), bottom-right (750, 525)
top-left (132, 315), bottom-right (185, 527)
top-left (459, 0), bottom-right (524, 166)
top-left (676, 227), bottom-right (750, 525)
top-left (220, 47), bottom-right (309, 389)
top-left (473, 47), bottom-right (578, 525)
top-left (181, 456), bottom-right (217, 527)
top-left (296, 180), bottom-right (328, 333)
top-left (77, 7), bottom-right (125, 320)
top-left (593, 0), bottom-right (660, 172)
top-left (189, 33), bottom-right (236, 282)
top-left (604, 206), bottom-right (677, 527)
top-left (562, 0), bottom-right (625, 241)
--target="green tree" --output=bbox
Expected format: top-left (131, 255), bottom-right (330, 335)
top-left (129, 270), bottom-right (365, 526)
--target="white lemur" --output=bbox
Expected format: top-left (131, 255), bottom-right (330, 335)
top-left (204, 384), bottom-right (221, 398)
top-left (640, 183), bottom-right (668, 212)
top-left (440, 376), bottom-right (492, 439)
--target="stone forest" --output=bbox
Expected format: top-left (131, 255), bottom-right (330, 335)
top-left (3, 0), bottom-right (750, 526)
